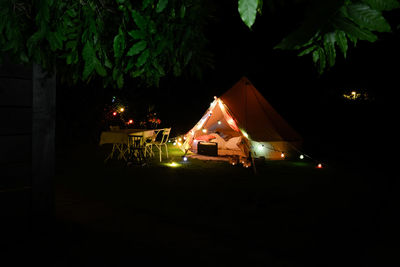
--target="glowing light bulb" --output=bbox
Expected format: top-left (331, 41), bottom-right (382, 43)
top-left (128, 119), bottom-right (133, 124)
top-left (178, 137), bottom-right (182, 142)
top-left (183, 156), bottom-right (187, 162)
top-left (299, 154), bottom-right (304, 160)
top-left (217, 120), bottom-right (222, 125)
top-left (113, 112), bottom-right (117, 116)
top-left (281, 152), bottom-right (285, 158)
top-left (202, 128), bottom-right (207, 133)
top-left (317, 163), bottom-right (323, 168)
top-left (120, 107), bottom-right (125, 112)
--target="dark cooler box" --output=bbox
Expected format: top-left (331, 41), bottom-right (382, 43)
top-left (197, 142), bottom-right (218, 156)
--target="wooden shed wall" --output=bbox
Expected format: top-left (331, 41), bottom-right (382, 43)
top-left (0, 62), bottom-right (32, 217)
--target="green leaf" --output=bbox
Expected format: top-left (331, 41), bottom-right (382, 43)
top-left (136, 49), bottom-right (150, 67)
top-left (112, 67), bottom-right (120, 81)
top-left (184, 51), bottom-right (193, 66)
top-left (19, 52), bottom-right (29, 63)
top-left (312, 49), bottom-right (319, 63)
top-left (128, 30), bottom-right (146, 40)
top-left (47, 31), bottom-right (63, 51)
top-left (113, 31), bottom-right (125, 59)
top-left (297, 45), bottom-right (317, 57)
top-left (127, 40), bottom-right (147, 56)
top-left (180, 5), bottom-right (186, 19)
top-left (323, 32), bottom-right (336, 67)
top-left (362, 0), bottom-right (400, 11)
top-left (131, 68), bottom-right (145, 77)
top-left (156, 0), bottom-right (168, 13)
top-left (104, 56), bottom-right (113, 68)
top-left (117, 73), bottom-right (124, 88)
top-left (346, 4), bottom-right (391, 32)
top-left (317, 47), bottom-right (326, 73)
top-left (82, 43), bottom-right (96, 80)
top-left (238, 0), bottom-right (258, 29)
top-left (335, 30), bottom-right (348, 58)
top-left (95, 63), bottom-right (107, 77)
top-left (142, 0), bottom-right (154, 10)
top-left (125, 59), bottom-right (135, 72)
top-left (154, 39), bottom-right (168, 56)
top-left (66, 8), bottom-right (77, 17)
top-left (173, 61), bottom-right (181, 76)
top-left (332, 15), bottom-right (377, 42)
top-left (152, 60), bottom-right (165, 76)
top-left (131, 10), bottom-right (147, 30)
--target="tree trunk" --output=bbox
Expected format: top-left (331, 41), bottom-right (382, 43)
top-left (32, 64), bottom-right (56, 230)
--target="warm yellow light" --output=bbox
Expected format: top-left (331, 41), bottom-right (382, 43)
top-left (217, 120), bottom-right (222, 125)
top-left (120, 107), bottom-right (125, 112)
top-left (352, 91), bottom-right (356, 95)
top-left (165, 162), bottom-right (180, 168)
top-left (299, 154), bottom-right (304, 160)
top-left (281, 152), bottom-right (285, 158)
top-left (202, 128), bottom-right (207, 133)
top-left (241, 130), bottom-right (248, 138)
top-left (177, 142), bottom-right (182, 146)
top-left (178, 137), bottom-right (182, 141)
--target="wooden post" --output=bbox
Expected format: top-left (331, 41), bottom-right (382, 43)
top-left (31, 64), bottom-right (56, 229)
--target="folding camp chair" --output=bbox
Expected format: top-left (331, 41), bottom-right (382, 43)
top-left (152, 128), bottom-right (171, 162)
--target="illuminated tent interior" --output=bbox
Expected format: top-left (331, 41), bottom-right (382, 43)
top-left (182, 77), bottom-right (302, 160)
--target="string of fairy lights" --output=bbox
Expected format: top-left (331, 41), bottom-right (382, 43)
top-left (169, 97), bottom-right (326, 169)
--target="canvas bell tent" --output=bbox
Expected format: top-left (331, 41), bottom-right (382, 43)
top-left (182, 77), bottom-right (302, 160)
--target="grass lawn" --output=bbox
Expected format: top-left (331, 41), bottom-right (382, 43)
top-left (47, 143), bottom-right (397, 266)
